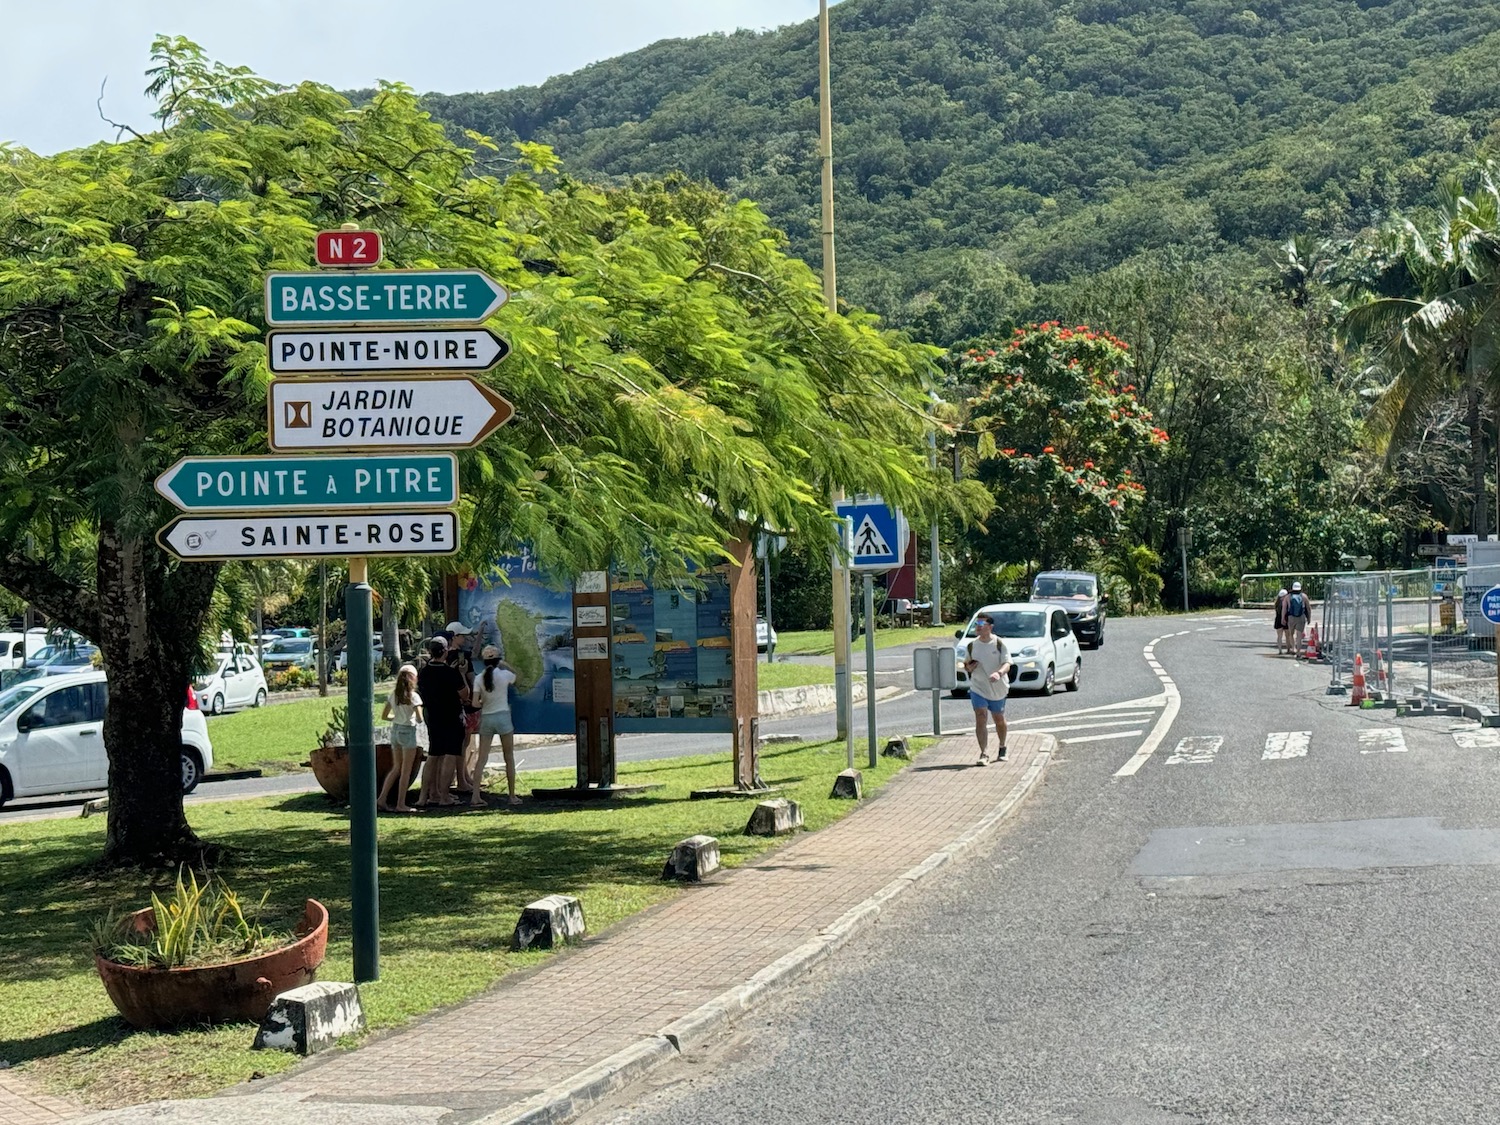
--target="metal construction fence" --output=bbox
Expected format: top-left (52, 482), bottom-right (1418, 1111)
top-left (1307, 568), bottom-right (1499, 713)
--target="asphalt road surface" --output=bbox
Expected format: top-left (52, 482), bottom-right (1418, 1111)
top-left (582, 610), bottom-right (1500, 1125)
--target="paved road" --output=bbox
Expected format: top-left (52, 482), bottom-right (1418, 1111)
top-left (584, 610), bottom-right (1500, 1124)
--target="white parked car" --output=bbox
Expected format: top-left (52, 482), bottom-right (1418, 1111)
top-left (755, 617), bottom-right (777, 652)
top-left (0, 669), bottom-right (213, 807)
top-left (195, 653), bottom-right (268, 715)
top-left (0, 632), bottom-right (26, 672)
top-left (952, 602), bottom-right (1082, 697)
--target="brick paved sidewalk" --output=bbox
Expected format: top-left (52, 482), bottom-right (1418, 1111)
top-left (0, 1071), bottom-right (79, 1125)
top-left (64, 730), bottom-right (1050, 1125)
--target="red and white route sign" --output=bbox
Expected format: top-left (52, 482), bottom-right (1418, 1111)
top-left (315, 229), bottom-right (383, 268)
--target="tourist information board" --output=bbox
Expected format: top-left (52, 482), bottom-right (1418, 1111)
top-left (264, 269), bottom-right (508, 326)
top-left (155, 453), bottom-right (458, 512)
top-left (267, 376), bottom-right (514, 451)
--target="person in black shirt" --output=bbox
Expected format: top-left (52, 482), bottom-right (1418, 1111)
top-left (416, 638), bottom-right (470, 807)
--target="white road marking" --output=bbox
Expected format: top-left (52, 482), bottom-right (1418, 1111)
top-left (1358, 727), bottom-right (1407, 754)
top-left (1008, 695), bottom-right (1165, 726)
top-left (1028, 717), bottom-right (1154, 734)
top-left (1262, 731), bottom-right (1311, 760)
top-left (1453, 728), bottom-right (1500, 749)
top-left (1115, 631), bottom-right (1184, 777)
top-left (1066, 729), bottom-right (1144, 744)
top-left (1166, 735), bottom-right (1223, 764)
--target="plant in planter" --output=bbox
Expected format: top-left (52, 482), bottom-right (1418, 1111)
top-left (93, 869), bottom-right (327, 1030)
top-left (320, 704), bottom-right (350, 748)
top-left (309, 703), bottom-right (397, 802)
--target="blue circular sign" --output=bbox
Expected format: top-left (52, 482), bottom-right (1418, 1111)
top-left (1482, 585), bottom-right (1500, 625)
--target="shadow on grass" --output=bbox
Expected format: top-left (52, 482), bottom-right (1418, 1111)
top-left (0, 1016), bottom-right (130, 1066)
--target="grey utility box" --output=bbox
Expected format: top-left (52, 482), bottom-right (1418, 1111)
top-left (913, 646), bottom-right (958, 691)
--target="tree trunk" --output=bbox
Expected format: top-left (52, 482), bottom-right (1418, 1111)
top-left (1470, 385), bottom-right (1489, 538)
top-left (97, 521), bottom-right (220, 866)
top-left (381, 595), bottom-right (399, 675)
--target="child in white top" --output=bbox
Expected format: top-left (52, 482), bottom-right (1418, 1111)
top-left (378, 664), bottom-right (424, 812)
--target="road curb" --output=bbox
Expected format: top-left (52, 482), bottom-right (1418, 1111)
top-left (478, 736), bottom-right (1055, 1125)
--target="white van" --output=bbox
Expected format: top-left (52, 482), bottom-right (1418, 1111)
top-left (0, 633), bottom-right (26, 672)
top-left (0, 670), bottom-right (213, 807)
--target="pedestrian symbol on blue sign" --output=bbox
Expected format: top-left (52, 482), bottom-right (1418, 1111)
top-left (835, 498), bottom-right (906, 571)
top-left (1482, 585), bottom-right (1500, 626)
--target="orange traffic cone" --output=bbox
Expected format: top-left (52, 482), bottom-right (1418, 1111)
top-left (1305, 625), bottom-right (1321, 661)
top-left (1349, 653), bottom-right (1367, 706)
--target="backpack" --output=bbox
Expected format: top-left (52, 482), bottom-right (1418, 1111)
top-left (1288, 592), bottom-right (1307, 617)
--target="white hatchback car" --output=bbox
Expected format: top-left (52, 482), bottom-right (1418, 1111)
top-left (952, 602), bottom-right (1083, 697)
top-left (196, 652), bottom-right (268, 715)
top-left (0, 669), bottom-right (213, 807)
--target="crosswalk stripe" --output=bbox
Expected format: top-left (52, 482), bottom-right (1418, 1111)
top-left (1066, 729), bottom-right (1144, 744)
top-left (1166, 735), bottom-right (1223, 764)
top-left (1263, 731), bottom-right (1311, 760)
top-left (1358, 727), bottom-right (1407, 754)
top-left (1453, 728), bottom-right (1500, 749)
top-left (1027, 717), bottom-right (1154, 734)
top-left (1008, 695), bottom-right (1166, 726)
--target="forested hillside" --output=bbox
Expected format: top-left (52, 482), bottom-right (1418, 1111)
top-left (425, 0), bottom-right (1500, 339)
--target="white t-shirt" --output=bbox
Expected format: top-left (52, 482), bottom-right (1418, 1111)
top-left (472, 667), bottom-right (516, 715)
top-left (965, 635), bottom-right (1010, 701)
top-left (388, 691), bottom-right (423, 727)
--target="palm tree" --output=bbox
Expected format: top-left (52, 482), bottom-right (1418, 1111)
top-left (1341, 163), bottom-right (1500, 537)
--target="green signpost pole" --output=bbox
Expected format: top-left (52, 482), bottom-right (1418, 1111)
top-left (346, 558), bottom-right (379, 982)
top-left (864, 573), bottom-right (878, 768)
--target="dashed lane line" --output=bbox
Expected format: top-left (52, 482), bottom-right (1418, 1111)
top-left (1115, 628), bottom-right (1204, 777)
top-left (1359, 727), bottom-right (1408, 754)
top-left (1166, 735), bottom-right (1224, 764)
top-left (1263, 731), bottom-right (1311, 760)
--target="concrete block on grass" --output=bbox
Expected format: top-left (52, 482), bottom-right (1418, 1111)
top-left (662, 835), bottom-right (721, 882)
top-left (881, 736), bottom-right (911, 759)
top-left (253, 982), bottom-right (365, 1055)
top-left (830, 769), bottom-right (862, 800)
top-left (512, 894), bottom-right (586, 951)
top-left (745, 798), bottom-right (803, 837)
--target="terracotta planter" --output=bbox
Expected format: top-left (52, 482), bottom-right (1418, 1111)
top-left (96, 898), bottom-right (328, 1030)
top-left (310, 742), bottom-right (405, 803)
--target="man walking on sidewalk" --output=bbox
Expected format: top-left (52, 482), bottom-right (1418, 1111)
top-left (963, 612), bottom-right (1012, 764)
top-left (1286, 581), bottom-right (1310, 659)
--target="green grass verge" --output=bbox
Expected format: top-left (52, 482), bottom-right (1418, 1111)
top-left (774, 625), bottom-right (955, 656)
top-left (212, 665), bottom-right (847, 773)
top-left (0, 739), bottom-right (925, 1108)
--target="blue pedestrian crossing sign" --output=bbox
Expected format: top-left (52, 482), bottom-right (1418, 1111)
top-left (1482, 585), bottom-right (1500, 625)
top-left (835, 498), bottom-right (906, 571)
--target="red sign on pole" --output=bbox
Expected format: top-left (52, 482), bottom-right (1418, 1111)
top-left (315, 229), bottom-right (383, 268)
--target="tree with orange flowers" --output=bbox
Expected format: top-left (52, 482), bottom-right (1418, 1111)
top-left (960, 322), bottom-right (1168, 570)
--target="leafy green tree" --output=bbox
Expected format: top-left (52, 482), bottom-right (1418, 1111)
top-left (0, 41), bottom-right (973, 865)
top-left (960, 322), bottom-right (1167, 569)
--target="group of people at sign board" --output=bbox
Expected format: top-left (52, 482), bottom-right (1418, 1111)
top-left (377, 619), bottom-right (519, 812)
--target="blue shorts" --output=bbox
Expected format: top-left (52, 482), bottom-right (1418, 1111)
top-left (971, 694), bottom-right (1007, 714)
top-left (479, 711), bottom-right (515, 737)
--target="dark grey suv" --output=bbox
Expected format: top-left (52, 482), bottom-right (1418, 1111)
top-left (1030, 570), bottom-right (1106, 648)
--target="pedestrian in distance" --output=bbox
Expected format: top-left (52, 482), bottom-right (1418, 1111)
top-left (443, 621), bottom-right (480, 792)
top-left (963, 612), bottom-right (1012, 765)
top-left (1273, 587), bottom-right (1290, 654)
top-left (470, 644), bottom-right (520, 807)
top-left (416, 638), bottom-right (471, 807)
top-left (1285, 581), bottom-right (1311, 659)
top-left (377, 664), bottom-right (423, 813)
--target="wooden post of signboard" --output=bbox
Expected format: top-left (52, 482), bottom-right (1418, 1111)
top-left (728, 535), bottom-right (761, 789)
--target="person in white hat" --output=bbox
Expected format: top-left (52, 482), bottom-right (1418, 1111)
top-left (470, 643), bottom-right (520, 806)
top-left (1285, 581), bottom-right (1310, 658)
top-left (1273, 588), bottom-right (1290, 654)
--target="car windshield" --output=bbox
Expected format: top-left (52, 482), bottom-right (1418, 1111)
top-left (269, 640), bottom-right (312, 654)
top-left (0, 682), bottom-right (45, 722)
top-left (29, 644), bottom-right (96, 665)
top-left (1034, 577), bottom-right (1095, 599)
top-left (964, 611), bottom-right (1047, 639)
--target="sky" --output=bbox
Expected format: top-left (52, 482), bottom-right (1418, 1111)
top-left (1, 1), bottom-right (831, 155)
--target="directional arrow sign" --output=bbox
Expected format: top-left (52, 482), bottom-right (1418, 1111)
top-left (158, 511), bottom-right (460, 561)
top-left (264, 269), bottom-right (508, 326)
top-left (268, 376), bottom-right (514, 452)
top-left (155, 453), bottom-right (459, 512)
top-left (267, 328), bottom-right (510, 375)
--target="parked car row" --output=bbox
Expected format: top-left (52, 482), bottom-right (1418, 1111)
top-left (0, 669), bottom-right (213, 808)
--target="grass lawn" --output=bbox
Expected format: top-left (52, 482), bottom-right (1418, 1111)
top-left (210, 665), bottom-right (848, 773)
top-left (774, 624), bottom-right (956, 656)
top-left (0, 738), bottom-right (924, 1109)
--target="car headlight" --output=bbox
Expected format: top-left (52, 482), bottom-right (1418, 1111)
top-left (1016, 646), bottom-right (1039, 658)
top-left (1078, 610), bottom-right (1098, 620)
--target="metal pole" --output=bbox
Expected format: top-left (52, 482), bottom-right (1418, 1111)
top-left (1428, 568), bottom-right (1434, 701)
top-left (928, 399), bottom-right (941, 626)
top-left (346, 557), bottom-right (379, 982)
top-left (864, 572), bottom-right (877, 768)
top-left (763, 548), bottom-right (775, 664)
top-left (1180, 541), bottom-right (1190, 613)
top-left (1386, 574), bottom-right (1395, 698)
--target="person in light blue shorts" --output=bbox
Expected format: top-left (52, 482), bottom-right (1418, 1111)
top-left (470, 644), bottom-right (520, 806)
top-left (963, 613), bottom-right (1012, 765)
top-left (378, 664), bottom-right (424, 813)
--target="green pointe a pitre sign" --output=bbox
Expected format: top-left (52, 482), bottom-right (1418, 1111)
top-left (264, 269), bottom-right (509, 326)
top-left (155, 453), bottom-right (459, 512)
